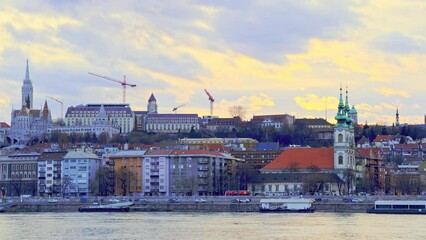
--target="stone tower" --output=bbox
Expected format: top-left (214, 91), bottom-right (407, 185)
top-left (395, 108), bottom-right (400, 127)
top-left (22, 60), bottom-right (33, 109)
top-left (333, 87), bottom-right (355, 171)
top-left (147, 93), bottom-right (158, 114)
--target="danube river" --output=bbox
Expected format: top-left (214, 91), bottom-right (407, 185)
top-left (0, 212), bottom-right (425, 240)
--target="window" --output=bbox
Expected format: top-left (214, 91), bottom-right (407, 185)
top-left (338, 134), bottom-right (343, 143)
top-left (275, 185), bottom-right (279, 191)
top-left (338, 156), bottom-right (343, 165)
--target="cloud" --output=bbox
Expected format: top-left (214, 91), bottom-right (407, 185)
top-left (376, 87), bottom-right (409, 98)
top-left (373, 32), bottom-right (426, 54)
top-left (217, 93), bottom-right (276, 117)
top-left (294, 94), bottom-right (338, 111)
top-left (208, 0), bottom-right (359, 63)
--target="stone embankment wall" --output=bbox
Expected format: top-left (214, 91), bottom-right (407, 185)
top-left (4, 202), bottom-right (374, 213)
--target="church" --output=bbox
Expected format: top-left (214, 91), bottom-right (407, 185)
top-left (249, 87), bottom-right (357, 196)
top-left (7, 61), bottom-right (53, 146)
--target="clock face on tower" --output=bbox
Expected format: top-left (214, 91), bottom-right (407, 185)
top-left (338, 126), bottom-right (343, 132)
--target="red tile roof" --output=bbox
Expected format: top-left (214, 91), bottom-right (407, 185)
top-left (356, 148), bottom-right (382, 159)
top-left (145, 149), bottom-right (173, 155)
top-left (262, 148), bottom-right (334, 170)
top-left (171, 149), bottom-right (224, 157)
top-left (0, 122), bottom-right (10, 128)
top-left (373, 135), bottom-right (393, 142)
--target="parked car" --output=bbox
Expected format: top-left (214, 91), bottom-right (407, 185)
top-left (48, 198), bottom-right (58, 203)
top-left (195, 198), bottom-right (207, 203)
top-left (168, 198), bottom-right (180, 203)
top-left (135, 198), bottom-right (149, 203)
top-left (351, 198), bottom-right (363, 203)
top-left (232, 198), bottom-right (251, 203)
top-left (109, 198), bottom-right (120, 203)
top-left (343, 197), bottom-right (352, 203)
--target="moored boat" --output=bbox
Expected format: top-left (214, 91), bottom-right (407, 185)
top-left (367, 200), bottom-right (426, 214)
top-left (78, 201), bottom-right (133, 213)
top-left (260, 198), bottom-right (315, 213)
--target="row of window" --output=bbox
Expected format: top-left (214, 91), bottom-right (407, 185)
top-left (11, 164), bottom-right (37, 171)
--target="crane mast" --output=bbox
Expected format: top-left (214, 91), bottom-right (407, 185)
top-left (46, 96), bottom-right (63, 120)
top-left (204, 89), bottom-right (215, 116)
top-left (88, 72), bottom-right (136, 103)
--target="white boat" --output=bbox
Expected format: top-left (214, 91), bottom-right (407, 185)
top-left (78, 201), bottom-right (134, 212)
top-left (367, 200), bottom-right (426, 214)
top-left (260, 198), bottom-right (315, 213)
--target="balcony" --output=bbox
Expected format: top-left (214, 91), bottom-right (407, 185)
top-left (198, 173), bottom-right (208, 178)
top-left (198, 159), bottom-right (209, 164)
top-left (198, 166), bottom-right (209, 171)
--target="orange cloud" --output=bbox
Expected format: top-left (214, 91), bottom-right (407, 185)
top-left (294, 94), bottom-right (338, 111)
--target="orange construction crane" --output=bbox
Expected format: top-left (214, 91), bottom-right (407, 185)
top-left (204, 89), bottom-right (215, 116)
top-left (88, 72), bottom-right (136, 103)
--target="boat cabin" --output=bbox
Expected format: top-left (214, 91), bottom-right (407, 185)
top-left (260, 198), bottom-right (314, 211)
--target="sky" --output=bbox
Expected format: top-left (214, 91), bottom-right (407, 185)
top-left (0, 0), bottom-right (425, 125)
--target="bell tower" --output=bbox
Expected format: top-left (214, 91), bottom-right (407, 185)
top-left (333, 86), bottom-right (355, 171)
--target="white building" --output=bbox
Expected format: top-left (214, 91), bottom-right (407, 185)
top-left (62, 150), bottom-right (101, 196)
top-left (145, 114), bottom-right (199, 133)
top-left (49, 105), bottom-right (120, 137)
top-left (142, 149), bottom-right (171, 196)
top-left (37, 151), bottom-right (67, 196)
top-left (64, 103), bottom-right (135, 133)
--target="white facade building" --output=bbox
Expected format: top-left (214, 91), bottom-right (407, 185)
top-left (64, 104), bottom-right (135, 133)
top-left (145, 114), bottom-right (199, 133)
top-left (62, 150), bottom-right (101, 196)
top-left (49, 105), bottom-right (120, 137)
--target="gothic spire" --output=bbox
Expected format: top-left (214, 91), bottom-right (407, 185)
top-left (24, 59), bottom-right (30, 82)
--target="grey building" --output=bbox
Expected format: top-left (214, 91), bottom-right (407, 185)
top-left (0, 153), bottom-right (39, 197)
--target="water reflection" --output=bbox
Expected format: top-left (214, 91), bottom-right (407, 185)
top-left (0, 212), bottom-right (425, 240)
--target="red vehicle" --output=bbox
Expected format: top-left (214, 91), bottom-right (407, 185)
top-left (225, 190), bottom-right (251, 196)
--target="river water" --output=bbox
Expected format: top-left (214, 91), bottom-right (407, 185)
top-left (0, 212), bottom-right (424, 240)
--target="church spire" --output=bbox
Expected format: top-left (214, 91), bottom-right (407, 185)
top-left (25, 59), bottom-right (30, 81)
top-left (22, 59), bottom-right (33, 109)
top-left (344, 86), bottom-right (350, 113)
top-left (335, 84), bottom-right (347, 125)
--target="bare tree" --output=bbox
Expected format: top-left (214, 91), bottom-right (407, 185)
top-left (10, 175), bottom-right (23, 197)
top-left (343, 169), bottom-right (356, 194)
top-left (288, 161), bottom-right (299, 173)
top-left (115, 168), bottom-right (136, 196)
top-left (303, 173), bottom-right (326, 195)
top-left (183, 175), bottom-right (198, 196)
top-left (91, 166), bottom-right (114, 196)
top-left (229, 105), bottom-right (246, 120)
top-left (61, 176), bottom-right (75, 197)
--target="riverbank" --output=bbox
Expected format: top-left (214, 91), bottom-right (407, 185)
top-left (1, 201), bottom-right (373, 213)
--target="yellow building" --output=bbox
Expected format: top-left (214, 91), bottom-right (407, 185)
top-left (109, 150), bottom-right (145, 196)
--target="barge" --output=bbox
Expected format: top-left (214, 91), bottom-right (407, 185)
top-left (260, 198), bottom-right (315, 213)
top-left (367, 200), bottom-right (426, 214)
top-left (78, 201), bottom-right (133, 213)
